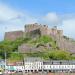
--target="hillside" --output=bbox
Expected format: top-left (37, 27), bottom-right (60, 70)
top-left (0, 35), bottom-right (75, 62)
top-left (1, 23), bottom-right (75, 62)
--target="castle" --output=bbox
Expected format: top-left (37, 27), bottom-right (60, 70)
top-left (4, 23), bottom-right (63, 41)
top-left (4, 23), bottom-right (75, 55)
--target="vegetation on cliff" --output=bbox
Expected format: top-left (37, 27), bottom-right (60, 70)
top-left (0, 35), bottom-right (75, 62)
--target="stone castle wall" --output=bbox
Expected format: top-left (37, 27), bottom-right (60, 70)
top-left (4, 23), bottom-right (63, 41)
top-left (25, 23), bottom-right (48, 36)
top-left (4, 31), bottom-right (23, 41)
top-left (25, 23), bottom-right (63, 37)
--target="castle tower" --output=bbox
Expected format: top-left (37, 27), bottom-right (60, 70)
top-left (40, 25), bottom-right (48, 36)
top-left (24, 23), bottom-right (48, 38)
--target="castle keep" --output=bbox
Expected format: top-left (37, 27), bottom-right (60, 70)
top-left (25, 23), bottom-right (63, 38)
top-left (4, 23), bottom-right (63, 41)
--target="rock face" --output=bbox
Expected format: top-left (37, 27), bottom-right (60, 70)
top-left (18, 44), bottom-right (32, 53)
top-left (18, 43), bottom-right (52, 53)
top-left (57, 38), bottom-right (75, 51)
top-left (54, 35), bottom-right (75, 55)
top-left (4, 31), bottom-right (23, 41)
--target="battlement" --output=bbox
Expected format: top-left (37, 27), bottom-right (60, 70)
top-left (25, 23), bottom-right (48, 28)
top-left (25, 23), bottom-right (48, 33)
top-left (25, 23), bottom-right (63, 37)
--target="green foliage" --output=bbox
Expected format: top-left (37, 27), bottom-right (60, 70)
top-left (26, 52), bottom-right (44, 58)
top-left (37, 35), bottom-right (53, 43)
top-left (0, 36), bottom-right (74, 60)
top-left (9, 52), bottom-right (23, 62)
top-left (48, 50), bottom-right (71, 60)
top-left (24, 50), bottom-right (72, 60)
top-left (0, 40), bottom-right (14, 58)
top-left (0, 37), bottom-right (31, 59)
top-left (29, 35), bottom-right (57, 48)
top-left (11, 37), bottom-right (31, 51)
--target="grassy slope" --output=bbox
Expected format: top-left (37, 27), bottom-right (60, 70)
top-left (0, 35), bottom-right (74, 62)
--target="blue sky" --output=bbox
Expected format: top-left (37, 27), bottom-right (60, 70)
top-left (1, 0), bottom-right (75, 14)
top-left (0, 0), bottom-right (75, 40)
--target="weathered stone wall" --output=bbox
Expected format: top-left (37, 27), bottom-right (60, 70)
top-left (4, 23), bottom-right (63, 41)
top-left (25, 23), bottom-right (63, 38)
top-left (25, 23), bottom-right (48, 36)
top-left (4, 31), bottom-right (23, 41)
top-left (26, 29), bottom-right (41, 38)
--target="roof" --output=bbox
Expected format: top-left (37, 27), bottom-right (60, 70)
top-left (43, 60), bottom-right (75, 65)
top-left (24, 57), bottom-right (43, 62)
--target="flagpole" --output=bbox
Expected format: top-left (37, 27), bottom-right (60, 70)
top-left (5, 52), bottom-right (6, 75)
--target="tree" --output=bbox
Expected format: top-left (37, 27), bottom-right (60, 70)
top-left (48, 50), bottom-right (71, 60)
top-left (8, 52), bottom-right (23, 62)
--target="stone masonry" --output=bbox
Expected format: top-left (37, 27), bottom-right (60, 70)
top-left (4, 31), bottom-right (23, 41)
top-left (4, 23), bottom-right (63, 41)
top-left (25, 23), bottom-right (63, 38)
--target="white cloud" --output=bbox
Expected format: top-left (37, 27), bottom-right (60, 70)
top-left (59, 18), bottom-right (75, 39)
top-left (0, 3), bottom-right (37, 25)
top-left (0, 3), bottom-right (37, 41)
top-left (0, 3), bottom-right (22, 22)
top-left (39, 12), bottom-right (62, 26)
top-left (45, 13), bottom-right (59, 24)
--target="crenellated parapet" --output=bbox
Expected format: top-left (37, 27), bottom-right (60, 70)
top-left (25, 23), bottom-right (63, 38)
top-left (25, 23), bottom-right (48, 33)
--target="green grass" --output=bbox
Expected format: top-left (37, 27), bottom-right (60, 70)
top-left (0, 35), bottom-right (75, 60)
